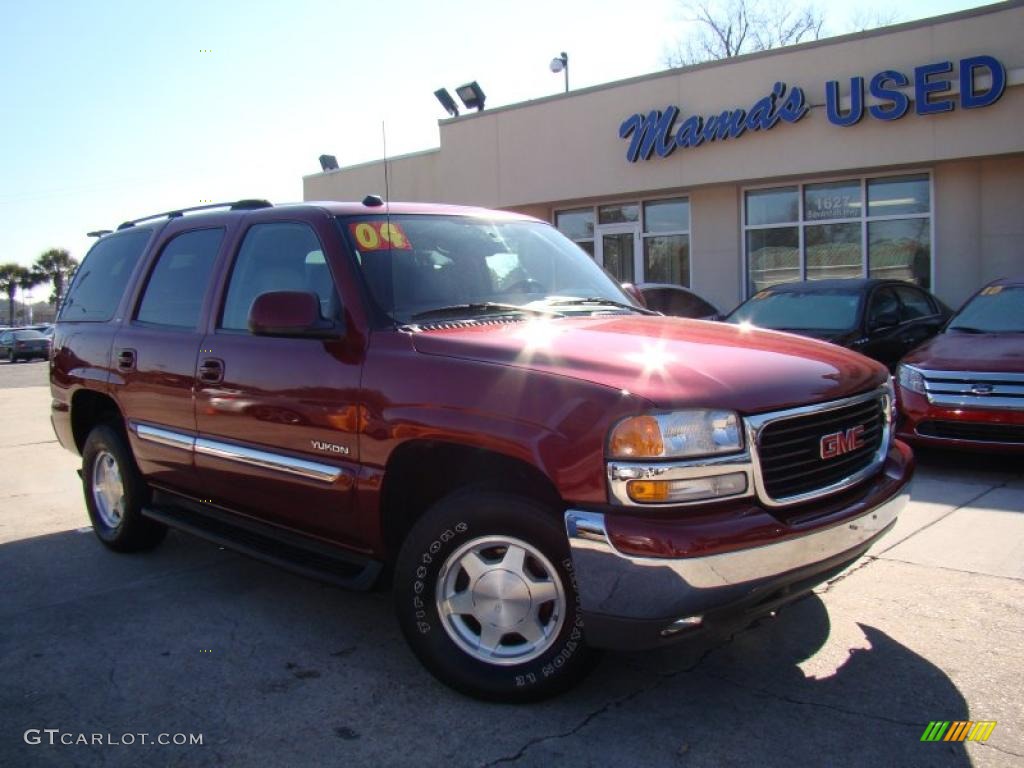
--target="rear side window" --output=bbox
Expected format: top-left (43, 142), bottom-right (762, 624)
top-left (60, 229), bottom-right (152, 321)
top-left (220, 222), bottom-right (339, 331)
top-left (136, 228), bottom-right (224, 329)
top-left (894, 286), bottom-right (935, 321)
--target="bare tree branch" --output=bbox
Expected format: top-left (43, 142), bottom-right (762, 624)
top-left (663, 0), bottom-right (827, 67)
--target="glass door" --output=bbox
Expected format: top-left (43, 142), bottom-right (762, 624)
top-left (595, 224), bottom-right (641, 284)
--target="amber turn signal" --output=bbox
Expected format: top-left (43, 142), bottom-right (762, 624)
top-left (608, 415), bottom-right (665, 458)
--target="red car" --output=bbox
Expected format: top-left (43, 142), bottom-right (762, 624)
top-left (896, 276), bottom-right (1024, 452)
top-left (51, 199), bottom-right (912, 701)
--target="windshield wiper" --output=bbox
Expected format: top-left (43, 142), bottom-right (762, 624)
top-left (409, 303), bottom-right (563, 322)
top-left (540, 297), bottom-right (658, 315)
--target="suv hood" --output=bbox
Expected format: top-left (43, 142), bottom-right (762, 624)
top-left (411, 315), bottom-right (886, 414)
top-left (902, 332), bottom-right (1024, 373)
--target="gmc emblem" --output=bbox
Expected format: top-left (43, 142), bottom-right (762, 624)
top-left (820, 425), bottom-right (866, 460)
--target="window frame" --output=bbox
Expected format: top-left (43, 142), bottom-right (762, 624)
top-left (131, 226), bottom-right (227, 331)
top-left (553, 194), bottom-right (692, 286)
top-left (741, 170), bottom-right (934, 298)
top-left (215, 219), bottom-right (340, 335)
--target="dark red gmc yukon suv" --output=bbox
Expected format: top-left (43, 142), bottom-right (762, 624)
top-left (51, 199), bottom-right (913, 701)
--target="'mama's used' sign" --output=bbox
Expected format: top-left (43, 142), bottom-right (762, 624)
top-left (619, 55), bottom-right (1006, 163)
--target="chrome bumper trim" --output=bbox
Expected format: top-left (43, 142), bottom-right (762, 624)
top-left (564, 484), bottom-right (907, 621)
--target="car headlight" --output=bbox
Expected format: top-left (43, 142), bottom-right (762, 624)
top-left (896, 364), bottom-right (926, 396)
top-left (608, 410), bottom-right (743, 459)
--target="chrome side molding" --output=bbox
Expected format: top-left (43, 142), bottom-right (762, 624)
top-left (129, 420), bottom-right (344, 484)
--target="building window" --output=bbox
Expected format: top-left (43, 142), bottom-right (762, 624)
top-left (642, 198), bottom-right (690, 285)
top-left (555, 196), bottom-right (690, 285)
top-left (743, 173), bottom-right (931, 296)
top-left (555, 208), bottom-right (594, 256)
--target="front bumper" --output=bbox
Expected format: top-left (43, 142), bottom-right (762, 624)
top-left (564, 442), bottom-right (912, 650)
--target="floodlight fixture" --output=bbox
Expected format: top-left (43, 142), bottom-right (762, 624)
top-left (550, 52), bottom-right (569, 92)
top-left (319, 154), bottom-right (339, 172)
top-left (434, 88), bottom-right (460, 117)
top-left (455, 81), bottom-right (486, 112)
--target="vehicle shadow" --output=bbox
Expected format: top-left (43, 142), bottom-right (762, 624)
top-left (0, 527), bottom-right (974, 768)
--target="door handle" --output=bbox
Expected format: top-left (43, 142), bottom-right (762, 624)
top-left (117, 348), bottom-right (136, 371)
top-left (198, 357), bottom-right (224, 384)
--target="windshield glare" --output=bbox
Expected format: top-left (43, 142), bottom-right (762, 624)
top-left (340, 215), bottom-right (633, 323)
top-left (948, 285), bottom-right (1024, 333)
top-left (728, 289), bottom-right (861, 331)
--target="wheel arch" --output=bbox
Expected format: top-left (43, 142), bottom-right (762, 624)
top-left (379, 439), bottom-right (564, 561)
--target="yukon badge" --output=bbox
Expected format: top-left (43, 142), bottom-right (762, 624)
top-left (311, 439), bottom-right (350, 456)
top-left (820, 425), bottom-right (865, 460)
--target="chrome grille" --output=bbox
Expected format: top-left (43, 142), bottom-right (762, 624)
top-left (920, 369), bottom-right (1024, 411)
top-left (747, 389), bottom-right (890, 506)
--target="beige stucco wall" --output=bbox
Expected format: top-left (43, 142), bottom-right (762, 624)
top-left (303, 3), bottom-right (1024, 307)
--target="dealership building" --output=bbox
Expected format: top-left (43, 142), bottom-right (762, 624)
top-left (303, 2), bottom-right (1024, 312)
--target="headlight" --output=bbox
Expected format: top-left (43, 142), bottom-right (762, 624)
top-left (609, 410), bottom-right (743, 459)
top-left (896, 364), bottom-right (926, 396)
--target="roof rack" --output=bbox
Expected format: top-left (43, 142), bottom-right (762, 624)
top-left (115, 199), bottom-right (272, 231)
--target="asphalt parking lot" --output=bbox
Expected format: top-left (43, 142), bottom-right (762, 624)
top-left (1, 360), bottom-right (1021, 767)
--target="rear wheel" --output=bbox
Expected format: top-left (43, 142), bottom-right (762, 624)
top-left (82, 424), bottom-right (166, 552)
top-left (394, 491), bottom-right (598, 702)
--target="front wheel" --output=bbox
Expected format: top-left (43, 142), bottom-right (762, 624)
top-left (394, 491), bottom-right (599, 702)
top-left (82, 424), bottom-right (166, 552)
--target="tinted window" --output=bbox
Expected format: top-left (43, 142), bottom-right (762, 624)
top-left (644, 287), bottom-right (716, 318)
top-left (136, 228), bottom-right (224, 328)
top-left (894, 286), bottom-right (934, 321)
top-left (221, 223), bottom-right (338, 331)
top-left (947, 285), bottom-right (1024, 333)
top-left (728, 289), bottom-right (861, 331)
top-left (60, 230), bottom-right (151, 321)
top-left (868, 288), bottom-right (901, 326)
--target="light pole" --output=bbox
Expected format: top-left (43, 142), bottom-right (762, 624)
top-left (550, 52), bottom-right (568, 93)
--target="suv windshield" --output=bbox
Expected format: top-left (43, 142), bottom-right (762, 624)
top-left (947, 285), bottom-right (1024, 333)
top-left (339, 215), bottom-right (636, 323)
top-left (727, 288), bottom-right (861, 331)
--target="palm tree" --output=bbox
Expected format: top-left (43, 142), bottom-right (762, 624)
top-left (0, 263), bottom-right (31, 326)
top-left (34, 248), bottom-right (78, 310)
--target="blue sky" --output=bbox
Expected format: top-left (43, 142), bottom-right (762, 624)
top-left (0, 0), bottom-right (989, 297)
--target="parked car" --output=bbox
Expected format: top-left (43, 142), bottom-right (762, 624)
top-left (725, 278), bottom-right (950, 369)
top-left (895, 276), bottom-right (1023, 452)
top-left (634, 283), bottom-right (720, 319)
top-left (0, 328), bottom-right (50, 362)
top-left (52, 199), bottom-right (912, 701)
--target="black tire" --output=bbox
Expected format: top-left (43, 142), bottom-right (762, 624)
top-left (82, 424), bottom-right (167, 552)
top-left (7, 351), bottom-right (16, 363)
top-left (394, 491), bottom-right (599, 702)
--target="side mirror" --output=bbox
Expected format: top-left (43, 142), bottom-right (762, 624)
top-left (248, 291), bottom-right (339, 338)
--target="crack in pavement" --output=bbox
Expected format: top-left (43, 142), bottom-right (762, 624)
top-left (875, 555), bottom-right (1024, 582)
top-left (480, 634), bottom-right (741, 767)
top-left (814, 555), bottom-right (878, 595)
top-left (976, 741), bottom-right (1024, 759)
top-left (699, 668), bottom-right (922, 728)
top-left (875, 481), bottom-right (1008, 555)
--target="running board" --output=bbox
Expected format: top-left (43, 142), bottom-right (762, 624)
top-left (142, 492), bottom-right (381, 591)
